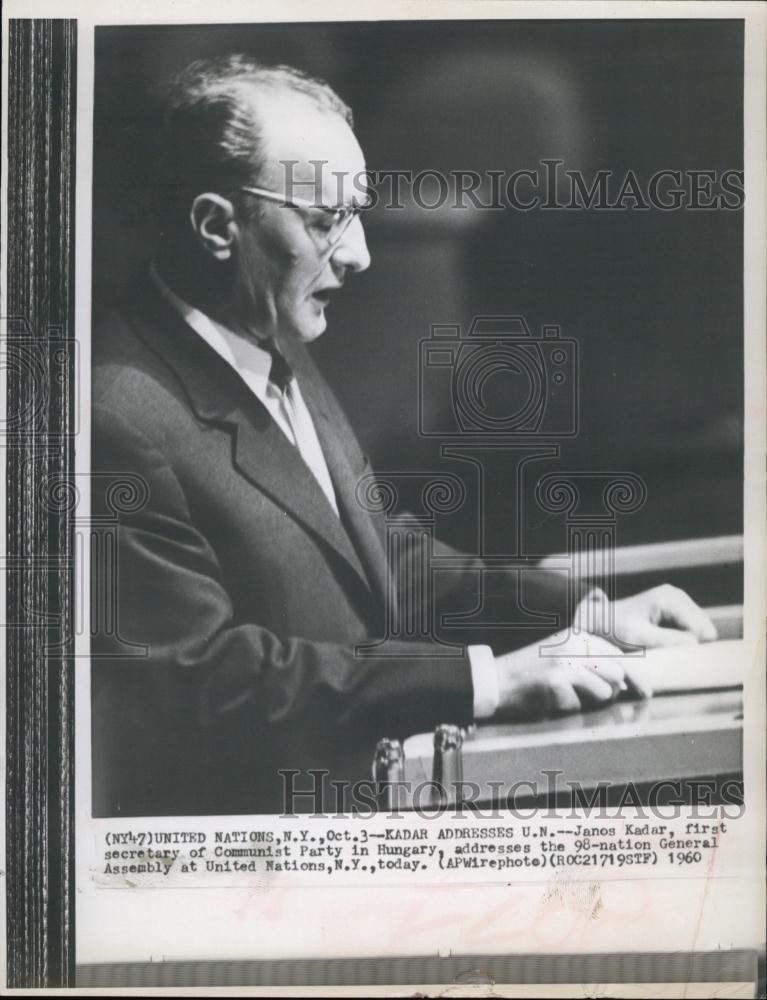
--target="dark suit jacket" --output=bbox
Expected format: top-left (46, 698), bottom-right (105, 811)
top-left (91, 269), bottom-right (573, 815)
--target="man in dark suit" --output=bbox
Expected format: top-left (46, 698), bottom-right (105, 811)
top-left (91, 55), bottom-right (716, 816)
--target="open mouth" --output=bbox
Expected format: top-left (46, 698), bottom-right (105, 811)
top-left (312, 284), bottom-right (343, 307)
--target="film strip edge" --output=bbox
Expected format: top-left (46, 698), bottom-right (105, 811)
top-left (6, 16), bottom-right (77, 989)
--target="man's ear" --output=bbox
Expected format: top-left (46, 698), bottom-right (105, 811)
top-left (189, 193), bottom-right (239, 261)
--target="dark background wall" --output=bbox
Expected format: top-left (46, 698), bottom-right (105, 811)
top-left (93, 20), bottom-right (743, 604)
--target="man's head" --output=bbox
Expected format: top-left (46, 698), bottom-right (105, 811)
top-left (155, 55), bottom-right (371, 343)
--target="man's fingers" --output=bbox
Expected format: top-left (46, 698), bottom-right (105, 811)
top-left (621, 665), bottom-right (653, 700)
top-left (581, 656), bottom-right (626, 696)
top-left (655, 586), bottom-right (718, 642)
top-left (578, 652), bottom-right (652, 701)
top-left (636, 622), bottom-right (699, 648)
top-left (569, 666), bottom-right (616, 709)
top-left (547, 682), bottom-right (582, 715)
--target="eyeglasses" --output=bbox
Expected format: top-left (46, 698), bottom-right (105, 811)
top-left (238, 184), bottom-right (373, 248)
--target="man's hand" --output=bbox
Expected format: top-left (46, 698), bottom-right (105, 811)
top-left (494, 632), bottom-right (644, 721)
top-left (576, 585), bottom-right (718, 650)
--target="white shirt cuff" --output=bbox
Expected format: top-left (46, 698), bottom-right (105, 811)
top-left (468, 644), bottom-right (499, 719)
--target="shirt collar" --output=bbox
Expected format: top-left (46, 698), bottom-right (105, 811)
top-left (149, 260), bottom-right (275, 388)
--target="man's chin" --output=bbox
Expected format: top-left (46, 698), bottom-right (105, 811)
top-left (277, 304), bottom-right (328, 344)
top-left (295, 313), bottom-right (328, 343)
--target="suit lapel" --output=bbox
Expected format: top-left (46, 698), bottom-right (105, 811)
top-left (286, 344), bottom-right (393, 612)
top-left (123, 275), bottom-right (376, 599)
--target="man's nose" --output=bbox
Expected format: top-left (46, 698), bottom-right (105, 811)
top-left (330, 215), bottom-right (371, 273)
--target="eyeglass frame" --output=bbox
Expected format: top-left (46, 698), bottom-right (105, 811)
top-left (237, 184), bottom-right (373, 247)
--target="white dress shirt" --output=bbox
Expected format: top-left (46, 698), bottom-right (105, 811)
top-left (149, 261), bottom-right (499, 719)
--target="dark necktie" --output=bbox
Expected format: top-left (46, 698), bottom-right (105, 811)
top-left (261, 337), bottom-right (339, 516)
top-left (262, 337), bottom-right (293, 393)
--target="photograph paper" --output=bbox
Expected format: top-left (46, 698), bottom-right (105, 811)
top-left (2, 1), bottom-right (765, 994)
